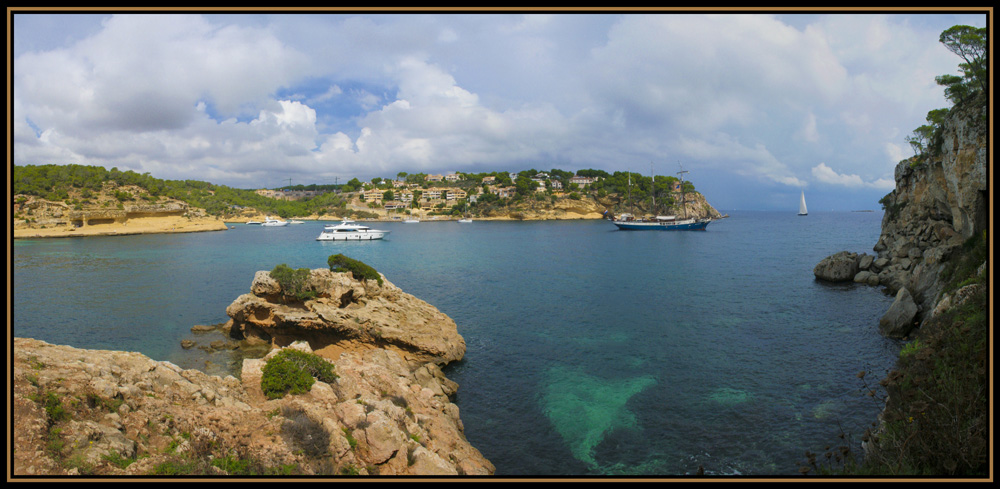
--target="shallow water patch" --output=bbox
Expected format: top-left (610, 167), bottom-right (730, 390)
top-left (541, 364), bottom-right (656, 470)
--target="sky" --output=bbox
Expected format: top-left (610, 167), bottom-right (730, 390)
top-left (10, 8), bottom-right (990, 211)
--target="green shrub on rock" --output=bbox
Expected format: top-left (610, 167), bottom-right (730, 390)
top-left (327, 254), bottom-right (383, 286)
top-left (269, 264), bottom-right (316, 301)
top-left (260, 349), bottom-right (338, 400)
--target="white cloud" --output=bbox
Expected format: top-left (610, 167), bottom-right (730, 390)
top-left (12, 11), bottom-right (985, 208)
top-left (884, 142), bottom-right (907, 165)
top-left (812, 163), bottom-right (894, 190)
top-left (799, 113), bottom-right (820, 143)
top-left (14, 14), bottom-right (310, 136)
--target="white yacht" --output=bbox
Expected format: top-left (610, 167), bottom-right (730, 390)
top-left (317, 219), bottom-right (389, 241)
top-left (261, 216), bottom-right (289, 227)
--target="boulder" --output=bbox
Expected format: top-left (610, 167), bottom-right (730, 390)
top-left (879, 288), bottom-right (919, 338)
top-left (814, 251), bottom-right (860, 282)
top-left (250, 270), bottom-right (281, 297)
top-left (858, 253), bottom-right (874, 271)
top-left (853, 270), bottom-right (879, 286)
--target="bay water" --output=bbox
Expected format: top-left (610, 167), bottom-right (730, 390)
top-left (12, 211), bottom-right (899, 476)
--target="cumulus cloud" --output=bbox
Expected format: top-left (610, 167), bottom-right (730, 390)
top-left (15, 15), bottom-right (311, 136)
top-left (12, 11), bottom-right (984, 208)
top-left (812, 163), bottom-right (894, 189)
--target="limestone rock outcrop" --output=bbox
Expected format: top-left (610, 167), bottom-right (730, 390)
top-left (226, 268), bottom-right (466, 366)
top-left (12, 267), bottom-right (493, 477)
top-left (871, 99), bottom-right (988, 319)
top-left (813, 97), bottom-right (987, 335)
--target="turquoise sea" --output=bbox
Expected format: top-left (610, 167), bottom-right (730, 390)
top-left (13, 211), bottom-right (899, 476)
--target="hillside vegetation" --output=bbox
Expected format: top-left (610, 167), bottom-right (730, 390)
top-left (13, 164), bottom-right (347, 219)
top-left (14, 163), bottom-right (715, 221)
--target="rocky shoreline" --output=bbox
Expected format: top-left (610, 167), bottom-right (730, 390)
top-left (812, 97), bottom-right (987, 340)
top-left (12, 266), bottom-right (494, 477)
top-left (13, 194), bottom-right (229, 240)
top-left (809, 95), bottom-right (988, 475)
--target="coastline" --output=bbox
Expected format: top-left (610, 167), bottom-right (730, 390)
top-left (13, 215), bottom-right (230, 239)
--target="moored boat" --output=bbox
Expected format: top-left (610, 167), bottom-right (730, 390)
top-left (317, 219), bottom-right (389, 241)
top-left (608, 163), bottom-right (711, 231)
top-left (261, 216), bottom-right (290, 227)
top-left (608, 213), bottom-right (711, 231)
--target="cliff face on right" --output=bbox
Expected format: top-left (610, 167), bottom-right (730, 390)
top-left (856, 94), bottom-right (990, 477)
top-left (871, 96), bottom-right (989, 337)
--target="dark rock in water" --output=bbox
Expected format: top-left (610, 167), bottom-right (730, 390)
top-left (879, 287), bottom-right (919, 338)
top-left (814, 251), bottom-right (860, 282)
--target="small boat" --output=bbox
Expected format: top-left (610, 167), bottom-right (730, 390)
top-left (458, 218), bottom-right (473, 223)
top-left (261, 216), bottom-right (289, 227)
top-left (404, 219), bottom-right (420, 223)
top-left (317, 219), bottom-right (389, 241)
top-left (798, 190), bottom-right (808, 216)
top-left (246, 220), bottom-right (262, 225)
top-left (289, 220), bottom-right (305, 225)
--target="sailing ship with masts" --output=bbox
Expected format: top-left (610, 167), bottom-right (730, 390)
top-left (606, 163), bottom-right (712, 231)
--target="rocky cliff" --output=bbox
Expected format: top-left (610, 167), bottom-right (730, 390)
top-left (814, 97), bottom-right (989, 338)
top-left (806, 94), bottom-right (989, 475)
top-left (13, 183), bottom-right (227, 239)
top-left (477, 194), bottom-right (608, 220)
top-left (12, 268), bottom-right (493, 477)
top-left (871, 98), bottom-right (988, 319)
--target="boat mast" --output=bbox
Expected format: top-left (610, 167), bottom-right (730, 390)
top-left (677, 163), bottom-right (688, 220)
top-left (650, 162), bottom-right (655, 216)
top-left (628, 169), bottom-right (633, 216)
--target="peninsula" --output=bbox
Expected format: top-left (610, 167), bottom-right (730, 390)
top-left (13, 164), bottom-right (723, 239)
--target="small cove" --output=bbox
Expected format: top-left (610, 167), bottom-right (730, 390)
top-left (12, 211), bottom-right (899, 476)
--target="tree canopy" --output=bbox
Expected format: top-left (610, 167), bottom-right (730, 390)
top-left (13, 164), bottom-right (346, 218)
top-left (906, 25), bottom-right (988, 161)
top-left (935, 25), bottom-right (988, 105)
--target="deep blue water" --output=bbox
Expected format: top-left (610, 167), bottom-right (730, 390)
top-left (12, 211), bottom-right (899, 476)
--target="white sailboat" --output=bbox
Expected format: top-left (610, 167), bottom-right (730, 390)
top-left (798, 191), bottom-right (808, 216)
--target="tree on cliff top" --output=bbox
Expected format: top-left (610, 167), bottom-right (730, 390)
top-left (935, 25), bottom-right (987, 105)
top-left (906, 25), bottom-right (987, 161)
